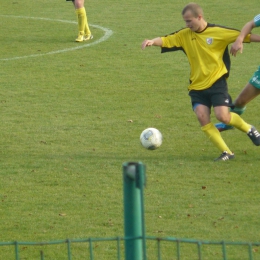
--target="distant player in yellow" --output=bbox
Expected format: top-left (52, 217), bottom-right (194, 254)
top-left (67, 0), bottom-right (93, 42)
top-left (142, 3), bottom-right (260, 161)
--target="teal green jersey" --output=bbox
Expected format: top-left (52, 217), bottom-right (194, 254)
top-left (254, 14), bottom-right (260, 27)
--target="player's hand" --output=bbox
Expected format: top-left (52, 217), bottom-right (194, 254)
top-left (230, 41), bottom-right (243, 57)
top-left (141, 39), bottom-right (154, 50)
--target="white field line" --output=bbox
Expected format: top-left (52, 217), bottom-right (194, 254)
top-left (0, 15), bottom-right (113, 61)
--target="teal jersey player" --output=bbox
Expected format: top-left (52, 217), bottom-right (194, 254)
top-left (249, 15), bottom-right (260, 89)
top-left (254, 14), bottom-right (260, 27)
top-left (216, 14), bottom-right (260, 132)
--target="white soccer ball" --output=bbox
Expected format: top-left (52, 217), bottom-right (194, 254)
top-left (140, 128), bottom-right (163, 150)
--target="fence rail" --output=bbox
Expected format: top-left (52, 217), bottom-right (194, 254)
top-left (1, 236), bottom-right (260, 260)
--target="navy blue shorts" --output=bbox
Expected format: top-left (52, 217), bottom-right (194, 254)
top-left (189, 77), bottom-right (232, 110)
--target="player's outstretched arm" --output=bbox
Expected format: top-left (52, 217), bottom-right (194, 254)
top-left (250, 33), bottom-right (260, 42)
top-left (230, 20), bottom-right (256, 57)
top-left (141, 37), bottom-right (163, 50)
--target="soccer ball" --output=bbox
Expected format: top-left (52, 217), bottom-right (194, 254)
top-left (140, 128), bottom-right (163, 150)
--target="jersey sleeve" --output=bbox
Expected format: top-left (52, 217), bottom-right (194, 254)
top-left (254, 14), bottom-right (260, 27)
top-left (160, 29), bottom-right (187, 53)
top-left (244, 33), bottom-right (251, 43)
top-left (161, 32), bottom-right (182, 48)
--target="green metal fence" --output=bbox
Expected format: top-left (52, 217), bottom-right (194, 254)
top-left (0, 162), bottom-right (259, 260)
top-left (1, 236), bottom-right (260, 260)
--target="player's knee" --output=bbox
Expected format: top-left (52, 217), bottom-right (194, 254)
top-left (215, 114), bottom-right (230, 124)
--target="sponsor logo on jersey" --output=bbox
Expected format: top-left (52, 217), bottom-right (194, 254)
top-left (252, 76), bottom-right (260, 84)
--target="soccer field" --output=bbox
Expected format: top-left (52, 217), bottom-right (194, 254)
top-left (1, 0), bottom-right (260, 259)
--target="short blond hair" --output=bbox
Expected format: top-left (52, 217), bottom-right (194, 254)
top-left (182, 2), bottom-right (204, 17)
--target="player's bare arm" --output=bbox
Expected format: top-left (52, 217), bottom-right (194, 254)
top-left (249, 33), bottom-right (260, 42)
top-left (141, 37), bottom-right (163, 50)
top-left (230, 20), bottom-right (256, 57)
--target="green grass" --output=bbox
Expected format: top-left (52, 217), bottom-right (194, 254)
top-left (1, 0), bottom-right (260, 259)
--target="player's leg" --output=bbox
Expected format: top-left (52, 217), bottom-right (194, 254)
top-left (211, 77), bottom-right (255, 140)
top-left (73, 0), bottom-right (85, 42)
top-left (215, 93), bottom-right (235, 132)
top-left (234, 83), bottom-right (260, 107)
top-left (216, 67), bottom-right (260, 131)
top-left (235, 66), bottom-right (260, 107)
top-left (84, 7), bottom-right (92, 40)
top-left (194, 104), bottom-right (233, 154)
top-left (214, 102), bottom-right (260, 146)
top-left (214, 106), bottom-right (250, 133)
top-left (73, 0), bottom-right (83, 9)
top-left (189, 89), bottom-right (234, 161)
top-left (73, 0), bottom-right (92, 42)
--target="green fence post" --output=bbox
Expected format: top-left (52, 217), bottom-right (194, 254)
top-left (15, 241), bottom-right (19, 260)
top-left (123, 162), bottom-right (147, 260)
top-left (40, 250), bottom-right (44, 260)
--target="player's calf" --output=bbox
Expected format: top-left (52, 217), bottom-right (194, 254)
top-left (215, 106), bottom-right (246, 132)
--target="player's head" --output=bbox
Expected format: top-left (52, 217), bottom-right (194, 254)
top-left (182, 3), bottom-right (206, 32)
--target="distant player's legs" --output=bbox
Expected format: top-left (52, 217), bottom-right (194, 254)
top-left (73, 0), bottom-right (93, 42)
top-left (84, 9), bottom-right (92, 37)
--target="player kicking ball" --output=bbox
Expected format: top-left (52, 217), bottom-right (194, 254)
top-left (142, 3), bottom-right (260, 161)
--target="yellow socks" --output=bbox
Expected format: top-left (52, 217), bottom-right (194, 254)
top-left (76, 7), bottom-right (85, 36)
top-left (228, 112), bottom-right (251, 133)
top-left (84, 11), bottom-right (91, 36)
top-left (76, 7), bottom-right (91, 36)
top-left (201, 123), bottom-right (232, 154)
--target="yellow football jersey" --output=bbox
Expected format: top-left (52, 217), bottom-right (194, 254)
top-left (161, 24), bottom-right (251, 91)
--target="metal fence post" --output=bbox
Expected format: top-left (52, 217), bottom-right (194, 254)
top-left (123, 162), bottom-right (147, 260)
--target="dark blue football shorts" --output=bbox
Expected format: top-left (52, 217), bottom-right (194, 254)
top-left (189, 76), bottom-right (232, 110)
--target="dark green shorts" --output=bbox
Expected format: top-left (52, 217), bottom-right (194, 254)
top-left (189, 76), bottom-right (232, 110)
top-left (249, 66), bottom-right (260, 89)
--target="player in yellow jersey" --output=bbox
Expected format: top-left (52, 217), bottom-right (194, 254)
top-left (67, 0), bottom-right (93, 42)
top-left (141, 3), bottom-right (260, 161)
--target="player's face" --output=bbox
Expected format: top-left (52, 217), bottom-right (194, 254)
top-left (183, 10), bottom-right (203, 32)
